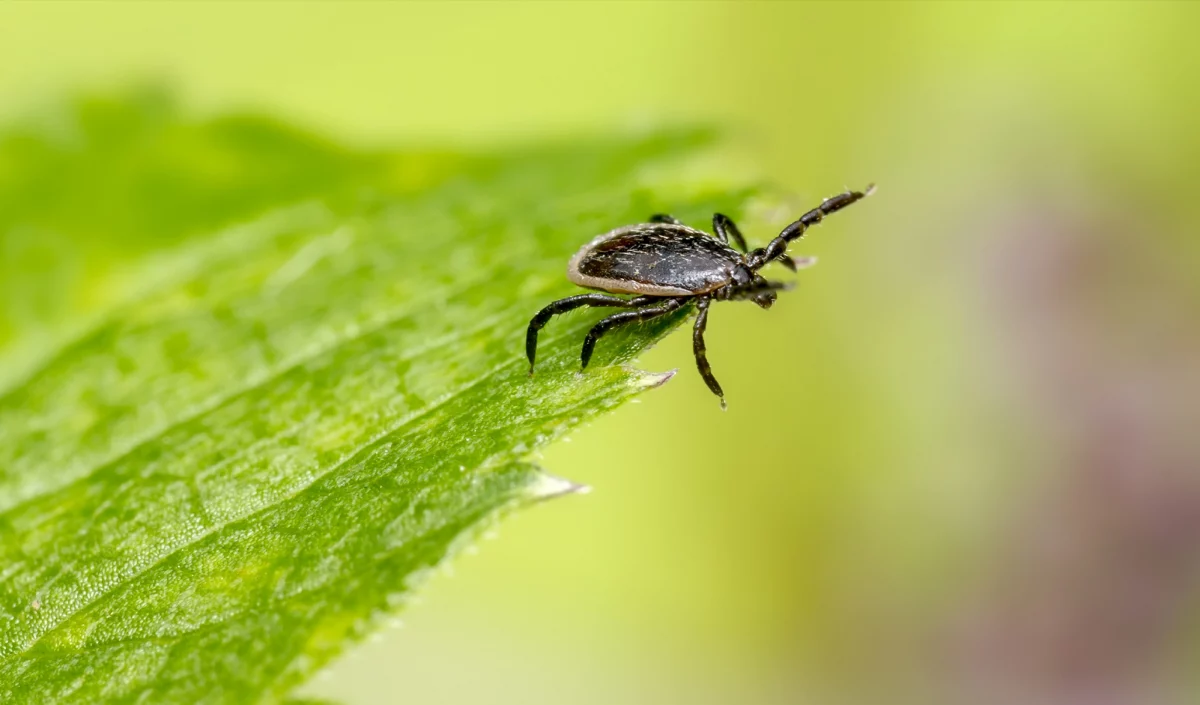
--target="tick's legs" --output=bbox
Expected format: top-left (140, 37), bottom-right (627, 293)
top-left (527, 294), bottom-right (654, 373)
top-left (649, 213), bottom-right (683, 225)
top-left (580, 298), bottom-right (686, 369)
top-left (691, 296), bottom-right (725, 408)
top-left (712, 213), bottom-right (748, 252)
top-left (714, 213), bottom-right (805, 270)
top-left (747, 184), bottom-right (874, 270)
top-left (775, 254), bottom-right (818, 272)
top-left (715, 278), bottom-right (792, 302)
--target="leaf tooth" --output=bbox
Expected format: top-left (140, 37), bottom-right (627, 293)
top-left (630, 367), bottom-right (677, 390)
top-left (524, 472), bottom-right (591, 502)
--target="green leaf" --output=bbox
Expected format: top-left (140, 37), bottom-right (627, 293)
top-left (0, 90), bottom-right (756, 703)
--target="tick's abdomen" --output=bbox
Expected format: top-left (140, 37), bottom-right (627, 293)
top-left (567, 224), bottom-right (741, 296)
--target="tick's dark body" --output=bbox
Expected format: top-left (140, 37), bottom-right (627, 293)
top-left (569, 226), bottom-right (745, 296)
top-left (526, 186), bottom-right (872, 407)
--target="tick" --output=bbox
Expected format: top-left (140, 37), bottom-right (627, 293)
top-left (526, 185), bottom-right (874, 407)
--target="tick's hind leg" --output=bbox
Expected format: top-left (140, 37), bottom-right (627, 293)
top-left (712, 214), bottom-right (748, 252)
top-left (527, 294), bottom-right (652, 374)
top-left (691, 296), bottom-right (725, 408)
top-left (580, 297), bottom-right (686, 369)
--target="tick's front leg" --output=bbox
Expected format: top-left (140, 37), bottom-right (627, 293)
top-left (712, 214), bottom-right (748, 252)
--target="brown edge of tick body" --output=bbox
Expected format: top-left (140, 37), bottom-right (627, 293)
top-left (526, 184), bottom-right (874, 409)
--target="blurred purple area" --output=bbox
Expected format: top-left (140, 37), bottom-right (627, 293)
top-left (951, 202), bottom-right (1200, 705)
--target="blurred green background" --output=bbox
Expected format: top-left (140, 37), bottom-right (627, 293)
top-left (3, 2), bottom-right (1198, 704)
